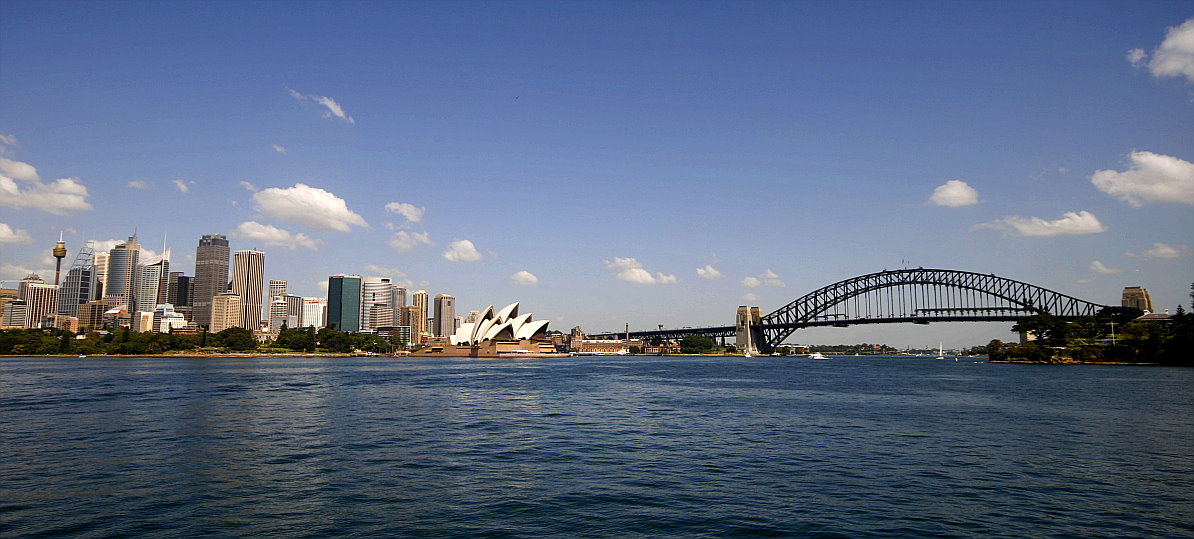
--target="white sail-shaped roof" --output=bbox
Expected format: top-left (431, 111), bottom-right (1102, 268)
top-left (515, 319), bottom-right (550, 340)
top-left (495, 302), bottom-right (519, 324)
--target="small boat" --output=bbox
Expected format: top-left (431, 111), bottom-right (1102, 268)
top-left (935, 342), bottom-right (944, 360)
top-left (809, 352), bottom-right (828, 360)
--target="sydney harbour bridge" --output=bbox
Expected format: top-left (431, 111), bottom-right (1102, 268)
top-left (590, 268), bottom-right (1112, 354)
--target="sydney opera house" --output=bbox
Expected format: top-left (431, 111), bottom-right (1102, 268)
top-left (412, 302), bottom-right (564, 358)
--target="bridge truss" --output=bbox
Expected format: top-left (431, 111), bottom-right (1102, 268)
top-left (592, 268), bottom-right (1111, 353)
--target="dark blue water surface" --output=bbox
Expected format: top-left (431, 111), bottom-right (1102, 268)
top-left (1, 355), bottom-right (1192, 537)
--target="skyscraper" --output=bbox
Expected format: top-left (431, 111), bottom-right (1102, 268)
top-left (133, 256), bottom-right (169, 317)
top-left (269, 280), bottom-right (287, 299)
top-left (167, 272), bottom-right (192, 320)
top-left (361, 276), bottom-right (393, 333)
top-left (433, 294), bottom-right (455, 337)
top-left (412, 290), bottom-right (428, 342)
top-left (327, 275), bottom-right (362, 332)
top-left (231, 250), bottom-right (265, 330)
top-left (301, 297), bottom-right (326, 330)
top-left (103, 234), bottom-right (140, 307)
top-left (193, 234), bottom-right (230, 329)
top-left (1122, 286), bottom-right (1154, 312)
top-left (18, 275), bottom-right (58, 329)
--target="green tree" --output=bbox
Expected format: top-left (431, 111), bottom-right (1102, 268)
top-left (275, 327), bottom-right (315, 352)
top-left (681, 336), bottom-right (717, 354)
top-left (1011, 314), bottom-right (1070, 347)
top-left (213, 327), bottom-right (257, 351)
top-left (317, 328), bottom-right (354, 353)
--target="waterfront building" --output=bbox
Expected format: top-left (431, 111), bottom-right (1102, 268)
top-left (411, 290), bottom-right (428, 340)
top-left (79, 300), bottom-right (108, 330)
top-left (433, 294), bottom-right (455, 338)
top-left (392, 285), bottom-right (407, 313)
top-left (269, 297), bottom-right (289, 332)
top-left (21, 281), bottom-right (59, 329)
top-left (301, 297), bottom-right (326, 330)
top-left (231, 250), bottom-right (265, 330)
top-left (103, 234), bottom-right (140, 307)
top-left (419, 302), bottom-right (559, 357)
top-left (210, 293), bottom-right (242, 333)
top-left (2, 300), bottom-right (27, 328)
top-left (377, 325), bottom-right (412, 347)
top-left (327, 275), bottom-right (362, 332)
top-left (1122, 286), bottom-right (1154, 313)
top-left (361, 277), bottom-right (393, 333)
top-left (154, 304), bottom-right (188, 333)
top-left (0, 288), bottom-right (18, 326)
top-left (192, 234), bottom-right (230, 329)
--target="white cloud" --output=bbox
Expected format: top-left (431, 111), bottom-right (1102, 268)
top-left (1090, 261), bottom-right (1123, 275)
top-left (0, 157), bottom-right (92, 215)
top-left (362, 264), bottom-right (407, 278)
top-left (288, 88), bottom-right (355, 124)
top-left (1147, 17), bottom-right (1194, 83)
top-left (1125, 242), bottom-right (1192, 259)
top-left (973, 210), bottom-right (1107, 237)
top-left (0, 223), bottom-right (32, 244)
top-left (172, 179), bottom-right (194, 193)
top-left (126, 180), bottom-right (150, 189)
top-left (929, 179), bottom-right (980, 207)
top-left (1090, 151), bottom-right (1194, 207)
top-left (240, 181), bottom-right (258, 192)
top-left (1, 263), bottom-right (49, 281)
top-left (272, 144), bottom-right (287, 154)
top-left (443, 239), bottom-right (483, 263)
top-left (233, 221), bottom-right (319, 250)
top-left (388, 231), bottom-right (432, 253)
top-left (743, 270), bottom-right (784, 288)
top-left (743, 293), bottom-right (760, 301)
top-left (696, 264), bottom-right (725, 279)
top-left (1127, 48), bottom-right (1147, 67)
top-left (760, 269), bottom-right (785, 287)
top-left (605, 257), bottom-right (677, 285)
top-left (0, 133), bottom-right (16, 152)
top-left (252, 183), bottom-right (368, 231)
top-left (511, 270), bottom-right (539, 285)
top-left (385, 202), bottom-right (425, 224)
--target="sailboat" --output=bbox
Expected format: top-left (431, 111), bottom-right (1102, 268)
top-left (935, 343), bottom-right (944, 360)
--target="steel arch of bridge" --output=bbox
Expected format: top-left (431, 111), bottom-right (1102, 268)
top-left (755, 268), bottom-right (1109, 352)
top-left (590, 268), bottom-right (1111, 352)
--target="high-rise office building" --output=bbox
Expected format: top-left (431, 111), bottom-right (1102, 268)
top-left (301, 297), bottom-right (326, 330)
top-left (433, 294), bottom-right (455, 337)
top-left (327, 275), bottom-right (362, 332)
top-left (231, 250), bottom-right (265, 330)
top-left (103, 234), bottom-right (140, 307)
top-left (19, 276), bottom-right (58, 329)
top-left (167, 272), bottom-right (192, 315)
top-left (392, 285), bottom-right (407, 312)
top-left (133, 256), bottom-right (169, 318)
top-left (91, 251), bottom-right (109, 298)
top-left (361, 277), bottom-right (393, 333)
top-left (269, 280), bottom-right (287, 299)
top-left (193, 234), bottom-right (230, 329)
top-left (411, 290), bottom-right (428, 341)
top-left (57, 265), bottom-right (95, 318)
top-left (1122, 286), bottom-right (1154, 312)
top-left (210, 293), bottom-right (242, 333)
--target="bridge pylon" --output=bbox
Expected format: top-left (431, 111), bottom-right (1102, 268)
top-left (736, 306), bottom-right (766, 355)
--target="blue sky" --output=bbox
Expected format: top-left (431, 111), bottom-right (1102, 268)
top-left (2, 1), bottom-right (1192, 347)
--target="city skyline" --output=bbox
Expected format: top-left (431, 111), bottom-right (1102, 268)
top-left (2, 2), bottom-right (1192, 347)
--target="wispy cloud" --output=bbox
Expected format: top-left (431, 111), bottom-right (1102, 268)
top-left (511, 270), bottom-right (539, 286)
top-left (973, 210), bottom-right (1107, 237)
top-left (172, 179), bottom-right (195, 193)
top-left (696, 264), bottom-right (725, 279)
top-left (605, 257), bottom-right (677, 285)
top-left (272, 144), bottom-right (287, 154)
top-left (388, 231), bottom-right (432, 253)
top-left (1090, 260), bottom-right (1123, 275)
top-left (443, 239), bottom-right (483, 263)
top-left (240, 181), bottom-right (258, 192)
top-left (929, 179), bottom-right (980, 207)
top-left (126, 180), bottom-right (150, 189)
top-left (0, 223), bottom-right (33, 244)
top-left (1125, 242), bottom-right (1192, 259)
top-left (385, 202), bottom-right (425, 224)
top-left (288, 88), bottom-right (355, 124)
top-left (362, 264), bottom-right (407, 278)
top-left (252, 183), bottom-right (368, 231)
top-left (743, 269), bottom-right (785, 288)
top-left (1091, 151), bottom-right (1194, 207)
top-left (233, 221), bottom-right (319, 250)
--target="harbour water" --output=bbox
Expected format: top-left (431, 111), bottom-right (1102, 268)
top-left (2, 355), bottom-right (1192, 537)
